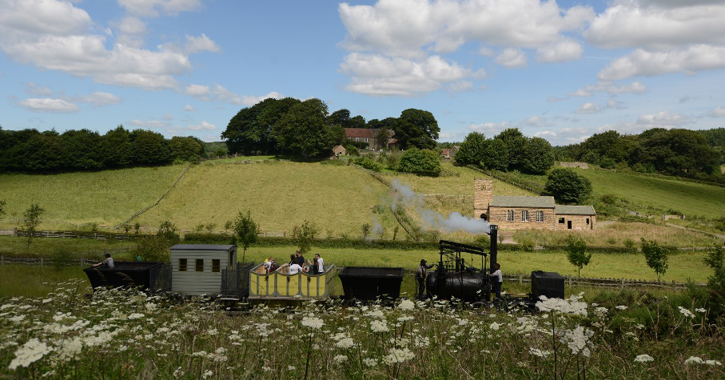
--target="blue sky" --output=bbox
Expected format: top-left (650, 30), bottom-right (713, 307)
top-left (1, 0), bottom-right (724, 146)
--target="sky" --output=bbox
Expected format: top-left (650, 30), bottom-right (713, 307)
top-left (1, 0), bottom-right (725, 146)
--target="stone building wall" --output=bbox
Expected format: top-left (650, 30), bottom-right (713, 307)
top-left (488, 207), bottom-right (556, 230)
top-left (554, 214), bottom-right (596, 230)
top-left (474, 178), bottom-right (493, 219)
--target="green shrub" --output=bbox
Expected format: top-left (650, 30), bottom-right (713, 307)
top-left (397, 148), bottom-right (441, 176)
top-left (353, 156), bottom-right (383, 172)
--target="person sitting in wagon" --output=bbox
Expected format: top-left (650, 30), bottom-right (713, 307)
top-left (93, 253), bottom-right (115, 269)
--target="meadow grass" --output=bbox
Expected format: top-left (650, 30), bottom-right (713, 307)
top-left (1, 279), bottom-right (723, 379)
top-left (0, 165), bottom-right (186, 230)
top-left (0, 236), bottom-right (135, 257)
top-left (513, 222), bottom-right (721, 248)
top-left (0, 265), bottom-right (90, 298)
top-left (577, 168), bottom-right (725, 219)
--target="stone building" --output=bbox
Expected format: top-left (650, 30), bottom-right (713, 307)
top-left (344, 128), bottom-right (395, 150)
top-left (474, 178), bottom-right (596, 230)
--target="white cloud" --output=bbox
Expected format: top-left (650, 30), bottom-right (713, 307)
top-left (586, 2), bottom-right (725, 50)
top-left (185, 33), bottom-right (220, 54)
top-left (571, 81), bottom-right (647, 97)
top-left (75, 92), bottom-right (122, 106)
top-left (19, 97), bottom-right (79, 113)
top-left (183, 104), bottom-right (195, 111)
top-left (339, 0), bottom-right (594, 58)
top-left (117, 0), bottom-right (204, 18)
top-left (341, 53), bottom-right (484, 96)
top-left (536, 39), bottom-right (584, 63)
top-left (0, 0), bottom-right (92, 35)
top-left (448, 81), bottom-right (474, 92)
top-left (495, 48), bottom-right (527, 68)
top-left (637, 111), bottom-right (691, 125)
top-left (114, 16), bottom-right (147, 48)
top-left (534, 130), bottom-right (557, 138)
top-left (26, 82), bottom-right (52, 96)
top-left (185, 84), bottom-right (210, 96)
top-left (467, 121), bottom-right (510, 136)
top-left (711, 107), bottom-right (725, 117)
top-left (188, 121), bottom-right (215, 130)
top-left (598, 45), bottom-right (725, 80)
top-left (575, 102), bottom-right (602, 114)
top-left (129, 119), bottom-right (170, 128)
top-left (523, 116), bottom-right (549, 127)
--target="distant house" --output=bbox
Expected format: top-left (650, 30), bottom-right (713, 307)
top-left (474, 179), bottom-right (596, 230)
top-left (441, 146), bottom-right (460, 160)
top-left (332, 145), bottom-right (346, 157)
top-left (344, 128), bottom-right (395, 150)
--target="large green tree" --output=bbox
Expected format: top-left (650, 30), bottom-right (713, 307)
top-left (101, 126), bottom-right (132, 168)
top-left (272, 99), bottom-right (343, 158)
top-left (129, 130), bottom-right (172, 166)
top-left (494, 128), bottom-right (528, 170)
top-left (398, 148), bottom-right (442, 176)
top-left (522, 137), bottom-right (555, 174)
top-left (393, 109), bottom-right (439, 150)
top-left (222, 97), bottom-right (301, 155)
top-left (544, 168), bottom-right (592, 204)
top-left (454, 132), bottom-right (487, 167)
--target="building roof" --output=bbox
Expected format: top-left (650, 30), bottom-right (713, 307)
top-left (171, 244), bottom-right (236, 251)
top-left (555, 205), bottom-right (596, 215)
top-left (490, 196), bottom-right (556, 208)
top-left (344, 128), bottom-right (374, 138)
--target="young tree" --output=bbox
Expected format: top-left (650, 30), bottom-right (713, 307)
top-left (544, 168), bottom-right (593, 204)
top-left (361, 223), bottom-right (371, 239)
top-left (293, 220), bottom-right (318, 256)
top-left (397, 148), bottom-right (442, 176)
top-left (522, 137), bottom-right (555, 174)
top-left (565, 235), bottom-right (591, 278)
top-left (23, 203), bottom-right (45, 248)
top-left (233, 210), bottom-right (259, 262)
top-left (704, 244), bottom-right (725, 317)
top-left (641, 238), bottom-right (668, 282)
top-left (0, 200), bottom-right (5, 217)
top-left (454, 132), bottom-right (487, 167)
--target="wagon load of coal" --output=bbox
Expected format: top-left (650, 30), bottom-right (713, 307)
top-left (338, 266), bottom-right (404, 301)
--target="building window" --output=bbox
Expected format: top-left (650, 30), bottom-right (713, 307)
top-left (195, 259), bottom-right (204, 272)
top-left (521, 210), bottom-right (529, 222)
top-left (536, 211), bottom-right (544, 222)
top-left (558, 217), bottom-right (565, 224)
top-left (179, 259), bottom-right (187, 272)
top-left (212, 259), bottom-right (221, 273)
top-left (506, 210), bottom-right (514, 221)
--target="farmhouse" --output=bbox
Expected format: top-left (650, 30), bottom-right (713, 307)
top-left (170, 244), bottom-right (237, 296)
top-left (344, 128), bottom-right (395, 150)
top-left (474, 178), bottom-right (596, 230)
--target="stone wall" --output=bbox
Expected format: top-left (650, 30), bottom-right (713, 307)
top-left (474, 178), bottom-right (493, 219)
top-left (555, 214), bottom-right (596, 230)
top-left (488, 207), bottom-right (556, 230)
top-left (558, 162), bottom-right (589, 169)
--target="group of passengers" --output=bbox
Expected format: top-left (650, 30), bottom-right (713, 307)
top-left (263, 251), bottom-right (324, 275)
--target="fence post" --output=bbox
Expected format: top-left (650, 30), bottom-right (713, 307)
top-left (568, 275), bottom-right (572, 287)
top-left (518, 272), bottom-right (522, 284)
top-left (621, 278), bottom-right (625, 289)
top-left (40, 257), bottom-right (44, 267)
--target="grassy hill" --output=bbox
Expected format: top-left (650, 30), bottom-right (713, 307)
top-left (0, 165), bottom-right (186, 230)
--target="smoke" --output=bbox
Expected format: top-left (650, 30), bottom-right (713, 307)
top-left (389, 179), bottom-right (490, 234)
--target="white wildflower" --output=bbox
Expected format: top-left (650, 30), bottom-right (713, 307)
top-left (490, 322), bottom-right (500, 331)
top-left (127, 313), bottom-right (145, 320)
top-left (615, 305), bottom-right (627, 310)
top-left (202, 369), bottom-right (213, 379)
top-left (397, 316), bottom-right (414, 322)
top-left (8, 338), bottom-right (53, 370)
top-left (371, 320), bottom-right (389, 333)
top-left (705, 360), bottom-right (723, 366)
top-left (634, 354), bottom-right (654, 363)
top-left (678, 306), bottom-right (695, 319)
top-left (301, 316), bottom-right (324, 330)
top-left (529, 348), bottom-right (551, 358)
top-left (696, 308), bottom-right (707, 313)
top-left (335, 338), bottom-right (354, 349)
top-left (173, 366), bottom-right (185, 378)
top-left (287, 365), bottom-right (296, 371)
top-left (383, 348), bottom-right (415, 365)
top-left (399, 299), bottom-right (415, 311)
top-left (685, 356), bottom-right (704, 365)
top-left (363, 358), bottom-right (378, 367)
top-left (333, 355), bottom-right (348, 364)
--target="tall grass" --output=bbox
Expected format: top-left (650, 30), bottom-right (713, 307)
top-left (0, 265), bottom-right (89, 298)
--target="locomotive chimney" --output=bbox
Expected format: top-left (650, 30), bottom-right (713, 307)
top-left (489, 224), bottom-right (498, 274)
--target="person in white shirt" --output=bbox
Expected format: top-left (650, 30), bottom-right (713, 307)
top-left (93, 253), bottom-right (115, 269)
top-left (314, 254), bottom-right (324, 274)
top-left (490, 263), bottom-right (503, 300)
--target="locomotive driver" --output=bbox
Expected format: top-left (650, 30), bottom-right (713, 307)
top-left (416, 259), bottom-right (434, 299)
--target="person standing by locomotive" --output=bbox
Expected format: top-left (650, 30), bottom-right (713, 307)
top-left (416, 259), bottom-right (434, 299)
top-left (491, 263), bottom-right (503, 300)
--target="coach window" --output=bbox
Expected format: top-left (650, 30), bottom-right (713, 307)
top-left (195, 259), bottom-right (204, 272)
top-left (179, 259), bottom-right (187, 272)
top-left (212, 259), bottom-right (221, 273)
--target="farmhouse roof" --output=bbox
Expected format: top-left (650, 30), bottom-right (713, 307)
top-left (171, 244), bottom-right (236, 251)
top-left (555, 205), bottom-right (596, 215)
top-left (344, 128), bottom-right (374, 138)
top-left (490, 196), bottom-right (556, 209)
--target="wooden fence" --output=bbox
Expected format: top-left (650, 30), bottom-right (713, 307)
top-left (0, 256), bottom-right (97, 267)
top-left (502, 272), bottom-right (705, 290)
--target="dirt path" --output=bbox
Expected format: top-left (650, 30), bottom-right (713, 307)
top-left (666, 223), bottom-right (725, 241)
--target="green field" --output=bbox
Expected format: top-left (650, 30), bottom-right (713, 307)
top-left (0, 165), bottom-right (186, 230)
top-left (577, 169), bottom-right (725, 219)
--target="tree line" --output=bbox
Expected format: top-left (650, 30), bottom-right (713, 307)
top-left (554, 128), bottom-right (724, 182)
top-left (454, 128), bottom-right (555, 174)
top-left (0, 126), bottom-right (205, 173)
top-left (222, 97), bottom-right (440, 157)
